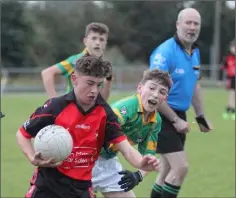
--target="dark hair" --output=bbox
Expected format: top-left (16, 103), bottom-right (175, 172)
top-left (141, 69), bottom-right (172, 90)
top-left (75, 55), bottom-right (111, 78)
top-left (85, 22), bottom-right (109, 36)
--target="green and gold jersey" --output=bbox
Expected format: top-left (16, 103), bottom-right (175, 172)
top-left (56, 48), bottom-right (88, 93)
top-left (100, 94), bottom-right (162, 159)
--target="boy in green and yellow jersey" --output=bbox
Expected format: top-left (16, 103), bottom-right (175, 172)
top-left (41, 22), bottom-right (112, 101)
top-left (92, 69), bottom-right (172, 198)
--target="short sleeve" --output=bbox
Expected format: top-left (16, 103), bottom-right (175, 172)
top-left (19, 99), bottom-right (57, 139)
top-left (56, 55), bottom-right (76, 77)
top-left (149, 47), bottom-right (172, 72)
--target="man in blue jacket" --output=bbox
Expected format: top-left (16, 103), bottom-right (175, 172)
top-left (148, 8), bottom-right (213, 198)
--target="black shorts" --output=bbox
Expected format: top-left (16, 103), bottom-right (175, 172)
top-left (157, 110), bottom-right (187, 154)
top-left (27, 168), bottom-right (94, 198)
top-left (226, 76), bottom-right (235, 90)
top-left (25, 184), bottom-right (93, 198)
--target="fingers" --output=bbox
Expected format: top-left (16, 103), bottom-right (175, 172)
top-left (118, 171), bottom-right (128, 175)
top-left (120, 182), bottom-right (133, 192)
top-left (199, 123), bottom-right (212, 132)
top-left (34, 152), bottom-right (41, 159)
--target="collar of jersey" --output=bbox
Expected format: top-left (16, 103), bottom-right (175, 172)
top-left (65, 90), bottom-right (106, 105)
top-left (174, 33), bottom-right (198, 53)
top-left (83, 48), bottom-right (88, 54)
top-left (137, 94), bottom-right (157, 123)
top-left (83, 48), bottom-right (103, 59)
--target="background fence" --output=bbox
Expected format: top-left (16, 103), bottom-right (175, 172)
top-left (1, 64), bottom-right (223, 94)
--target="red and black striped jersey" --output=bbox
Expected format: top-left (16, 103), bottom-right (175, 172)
top-left (19, 90), bottom-right (126, 184)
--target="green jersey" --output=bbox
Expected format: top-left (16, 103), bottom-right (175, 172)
top-left (100, 94), bottom-right (162, 159)
top-left (56, 48), bottom-right (88, 93)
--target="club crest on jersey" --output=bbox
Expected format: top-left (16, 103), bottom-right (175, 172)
top-left (120, 106), bottom-right (127, 115)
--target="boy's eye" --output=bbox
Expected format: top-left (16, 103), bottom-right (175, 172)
top-left (160, 90), bottom-right (168, 95)
top-left (98, 83), bottom-right (103, 88)
top-left (149, 87), bottom-right (155, 90)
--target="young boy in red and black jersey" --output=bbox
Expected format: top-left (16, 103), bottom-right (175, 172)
top-left (220, 40), bottom-right (236, 120)
top-left (16, 56), bottom-right (159, 198)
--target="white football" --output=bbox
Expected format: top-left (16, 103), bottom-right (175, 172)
top-left (34, 125), bottom-right (73, 162)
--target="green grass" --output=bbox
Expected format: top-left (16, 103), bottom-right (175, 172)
top-left (1, 89), bottom-right (235, 197)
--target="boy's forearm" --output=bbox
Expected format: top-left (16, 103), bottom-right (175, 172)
top-left (16, 131), bottom-right (35, 162)
top-left (41, 73), bottom-right (57, 98)
top-left (158, 101), bottom-right (178, 122)
top-left (116, 140), bottom-right (143, 169)
top-left (192, 83), bottom-right (205, 116)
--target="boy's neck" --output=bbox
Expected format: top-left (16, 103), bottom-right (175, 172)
top-left (143, 111), bottom-right (152, 122)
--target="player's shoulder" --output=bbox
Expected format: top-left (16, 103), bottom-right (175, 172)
top-left (40, 92), bottom-right (74, 114)
top-left (111, 94), bottom-right (139, 116)
top-left (152, 37), bottom-right (176, 55)
top-left (65, 49), bottom-right (88, 63)
top-left (111, 94), bottom-right (138, 109)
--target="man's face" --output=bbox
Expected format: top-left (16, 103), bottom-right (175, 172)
top-left (177, 12), bottom-right (201, 44)
top-left (84, 31), bottom-right (107, 57)
top-left (72, 72), bottom-right (104, 110)
top-left (138, 80), bottom-right (168, 113)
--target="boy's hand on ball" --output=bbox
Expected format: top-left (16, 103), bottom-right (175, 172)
top-left (31, 152), bottom-right (62, 167)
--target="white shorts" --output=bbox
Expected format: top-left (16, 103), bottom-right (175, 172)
top-left (92, 156), bottom-right (123, 193)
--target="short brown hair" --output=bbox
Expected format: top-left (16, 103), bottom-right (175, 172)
top-left (85, 22), bottom-right (109, 37)
top-left (75, 55), bottom-right (111, 78)
top-left (141, 69), bottom-right (172, 90)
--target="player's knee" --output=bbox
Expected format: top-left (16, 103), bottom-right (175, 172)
top-left (172, 162), bottom-right (189, 178)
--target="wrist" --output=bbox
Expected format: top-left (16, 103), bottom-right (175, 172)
top-left (171, 116), bottom-right (179, 124)
top-left (196, 114), bottom-right (204, 118)
top-left (135, 170), bottom-right (143, 182)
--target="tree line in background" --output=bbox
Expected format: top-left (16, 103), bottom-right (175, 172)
top-left (1, 1), bottom-right (235, 68)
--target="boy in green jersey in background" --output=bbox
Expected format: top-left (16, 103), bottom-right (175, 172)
top-left (92, 69), bottom-right (172, 198)
top-left (41, 22), bottom-right (112, 101)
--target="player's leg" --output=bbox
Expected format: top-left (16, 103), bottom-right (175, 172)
top-left (223, 77), bottom-right (235, 120)
top-left (92, 156), bottom-right (135, 198)
top-left (162, 151), bottom-right (188, 198)
top-left (229, 77), bottom-right (235, 120)
top-left (151, 154), bottom-right (170, 198)
top-left (150, 111), bottom-right (188, 198)
top-left (103, 191), bottom-right (135, 198)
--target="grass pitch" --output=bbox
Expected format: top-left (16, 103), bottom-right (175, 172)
top-left (1, 89), bottom-right (235, 197)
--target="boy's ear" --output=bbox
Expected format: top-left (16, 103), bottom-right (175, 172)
top-left (137, 83), bottom-right (142, 94)
top-left (71, 72), bottom-right (77, 85)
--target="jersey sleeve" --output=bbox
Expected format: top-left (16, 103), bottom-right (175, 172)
top-left (138, 120), bottom-right (162, 156)
top-left (149, 47), bottom-right (172, 72)
top-left (19, 99), bottom-right (57, 139)
top-left (56, 55), bottom-right (76, 77)
top-left (103, 104), bottom-right (127, 145)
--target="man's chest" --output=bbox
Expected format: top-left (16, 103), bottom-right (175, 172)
top-left (171, 51), bottom-right (200, 82)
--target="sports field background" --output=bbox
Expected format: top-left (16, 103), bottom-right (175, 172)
top-left (1, 89), bottom-right (235, 197)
